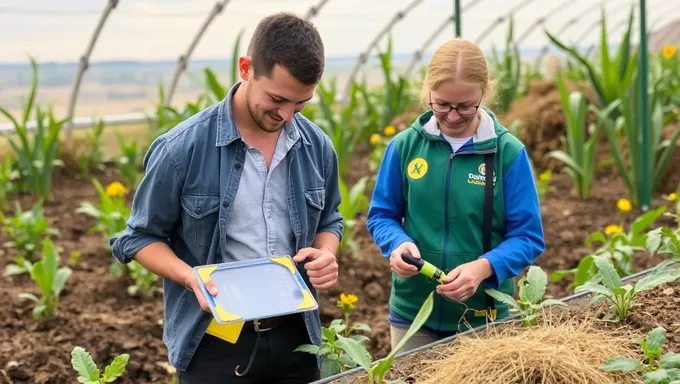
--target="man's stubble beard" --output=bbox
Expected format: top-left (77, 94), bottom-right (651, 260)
top-left (244, 86), bottom-right (283, 134)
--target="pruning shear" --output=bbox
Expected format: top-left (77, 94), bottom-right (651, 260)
top-left (401, 253), bottom-right (447, 284)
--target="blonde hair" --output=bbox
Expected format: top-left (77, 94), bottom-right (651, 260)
top-left (420, 38), bottom-right (496, 107)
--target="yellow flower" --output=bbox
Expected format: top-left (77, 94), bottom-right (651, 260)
top-left (538, 170), bottom-right (552, 183)
top-left (339, 293), bottom-right (358, 306)
top-left (106, 181), bottom-right (127, 198)
top-left (616, 198), bottom-right (632, 212)
top-left (383, 125), bottom-right (396, 137)
top-left (662, 44), bottom-right (677, 60)
top-left (605, 224), bottom-right (623, 235)
top-left (668, 193), bottom-right (677, 202)
top-left (370, 133), bottom-right (381, 146)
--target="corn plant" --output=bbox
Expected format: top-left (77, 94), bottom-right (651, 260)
top-left (575, 257), bottom-right (680, 322)
top-left (602, 326), bottom-right (680, 383)
top-left (0, 153), bottom-right (20, 211)
top-left (126, 261), bottom-right (160, 299)
top-left (2, 200), bottom-right (60, 276)
top-left (0, 57), bottom-right (65, 201)
top-left (18, 237), bottom-right (72, 320)
top-left (295, 293), bottom-right (371, 376)
top-left (75, 179), bottom-right (130, 241)
top-left (78, 118), bottom-right (106, 180)
top-left (488, 15), bottom-right (521, 114)
top-left (545, 6), bottom-right (637, 111)
top-left (338, 176), bottom-right (369, 258)
top-left (545, 74), bottom-right (616, 199)
top-left (334, 291), bottom-right (435, 384)
top-left (599, 84), bottom-right (680, 208)
top-left (552, 206), bottom-right (666, 290)
top-left (115, 133), bottom-right (143, 191)
top-left (71, 346), bottom-right (129, 384)
top-left (485, 266), bottom-right (566, 327)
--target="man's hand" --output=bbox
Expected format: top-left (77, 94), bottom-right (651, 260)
top-left (183, 269), bottom-right (219, 313)
top-left (436, 259), bottom-right (494, 303)
top-left (293, 247), bottom-right (338, 290)
top-left (389, 242), bottom-right (421, 278)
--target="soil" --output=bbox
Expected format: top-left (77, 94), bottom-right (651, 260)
top-left (327, 269), bottom-right (680, 384)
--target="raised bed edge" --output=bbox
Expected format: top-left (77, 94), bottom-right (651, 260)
top-left (311, 263), bottom-right (672, 384)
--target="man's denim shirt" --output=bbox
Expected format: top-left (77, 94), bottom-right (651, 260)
top-left (110, 83), bottom-right (343, 371)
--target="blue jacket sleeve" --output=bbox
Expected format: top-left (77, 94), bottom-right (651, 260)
top-left (366, 140), bottom-right (414, 258)
top-left (109, 136), bottom-right (184, 264)
top-left (480, 147), bottom-right (545, 288)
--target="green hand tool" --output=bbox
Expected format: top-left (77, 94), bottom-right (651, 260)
top-left (401, 253), bottom-right (447, 284)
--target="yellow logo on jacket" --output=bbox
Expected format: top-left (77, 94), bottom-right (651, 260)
top-left (468, 162), bottom-right (496, 186)
top-left (407, 158), bottom-right (428, 180)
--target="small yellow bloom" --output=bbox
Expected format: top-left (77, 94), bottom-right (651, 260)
top-left (662, 44), bottom-right (677, 60)
top-left (668, 192), bottom-right (677, 202)
top-left (605, 224), bottom-right (623, 235)
top-left (538, 170), bottom-right (552, 183)
top-left (106, 181), bottom-right (127, 198)
top-left (383, 125), bottom-right (396, 137)
top-left (616, 198), bottom-right (632, 212)
top-left (370, 133), bottom-right (381, 146)
top-left (339, 293), bottom-right (358, 306)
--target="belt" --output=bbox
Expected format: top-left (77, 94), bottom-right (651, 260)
top-left (243, 313), bottom-right (298, 332)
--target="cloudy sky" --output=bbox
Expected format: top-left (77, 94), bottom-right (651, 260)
top-left (1, 0), bottom-right (677, 63)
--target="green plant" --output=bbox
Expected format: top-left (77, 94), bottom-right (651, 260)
top-left (71, 346), bottom-right (130, 383)
top-left (602, 326), bottom-right (680, 383)
top-left (545, 74), bottom-right (617, 199)
top-left (488, 15), bottom-right (521, 114)
top-left (75, 179), bottom-right (130, 241)
top-left (126, 261), bottom-right (160, 299)
top-left (295, 293), bottom-right (372, 376)
top-left (646, 226), bottom-right (680, 262)
top-left (18, 237), bottom-right (72, 320)
top-left (0, 57), bottom-right (65, 201)
top-left (545, 6), bottom-right (637, 111)
top-left (115, 133), bottom-right (143, 191)
top-left (338, 176), bottom-right (369, 257)
top-left (78, 118), bottom-right (106, 179)
top-left (334, 291), bottom-right (435, 384)
top-left (2, 200), bottom-right (60, 276)
top-left (0, 153), bottom-right (20, 211)
top-left (485, 266), bottom-right (566, 326)
top-left (552, 207), bottom-right (666, 289)
top-left (575, 257), bottom-right (680, 322)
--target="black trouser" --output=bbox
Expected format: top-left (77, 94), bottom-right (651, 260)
top-left (177, 314), bottom-right (320, 383)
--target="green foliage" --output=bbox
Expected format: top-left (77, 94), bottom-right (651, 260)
top-left (18, 237), bottom-right (72, 320)
top-left (602, 326), bottom-right (680, 383)
top-left (338, 176), bottom-right (369, 258)
top-left (0, 153), bottom-right (20, 211)
top-left (0, 57), bottom-right (65, 201)
top-left (114, 133), bottom-right (143, 191)
top-left (336, 291), bottom-right (435, 384)
top-left (488, 16), bottom-right (521, 114)
top-left (71, 346), bottom-right (130, 383)
top-left (486, 266), bottom-right (566, 326)
top-left (575, 257), bottom-right (680, 322)
top-left (75, 179), bottom-right (130, 241)
top-left (2, 200), bottom-right (60, 276)
top-left (125, 261), bottom-right (160, 299)
top-left (78, 118), bottom-right (106, 179)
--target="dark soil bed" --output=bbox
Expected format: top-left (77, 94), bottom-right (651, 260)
top-left (324, 266), bottom-right (680, 384)
top-left (0, 159), bottom-right (676, 382)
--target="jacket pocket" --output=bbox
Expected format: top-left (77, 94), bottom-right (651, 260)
top-left (303, 187), bottom-right (325, 243)
top-left (180, 194), bottom-right (221, 249)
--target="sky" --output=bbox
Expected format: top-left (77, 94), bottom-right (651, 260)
top-left (1, 0), bottom-right (679, 63)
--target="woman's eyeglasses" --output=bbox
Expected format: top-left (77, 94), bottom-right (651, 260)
top-left (429, 93), bottom-right (482, 116)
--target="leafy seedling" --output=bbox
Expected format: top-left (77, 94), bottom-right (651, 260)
top-left (71, 346), bottom-right (129, 383)
top-left (602, 326), bottom-right (680, 383)
top-left (575, 257), bottom-right (680, 322)
top-left (486, 265), bottom-right (566, 326)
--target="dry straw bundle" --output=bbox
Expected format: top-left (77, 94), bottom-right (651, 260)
top-left (415, 311), bottom-right (641, 384)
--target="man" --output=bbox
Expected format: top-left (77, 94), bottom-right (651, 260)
top-left (110, 12), bottom-right (342, 383)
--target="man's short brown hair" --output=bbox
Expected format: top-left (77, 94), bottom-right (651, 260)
top-left (247, 12), bottom-right (325, 85)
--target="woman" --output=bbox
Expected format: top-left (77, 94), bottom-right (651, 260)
top-left (366, 38), bottom-right (545, 352)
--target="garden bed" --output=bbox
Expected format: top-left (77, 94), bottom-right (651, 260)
top-left (314, 264), bottom-right (680, 384)
top-left (0, 155), bottom-right (677, 382)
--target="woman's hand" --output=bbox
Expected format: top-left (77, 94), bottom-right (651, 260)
top-left (436, 259), bottom-right (494, 302)
top-left (389, 242), bottom-right (421, 278)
